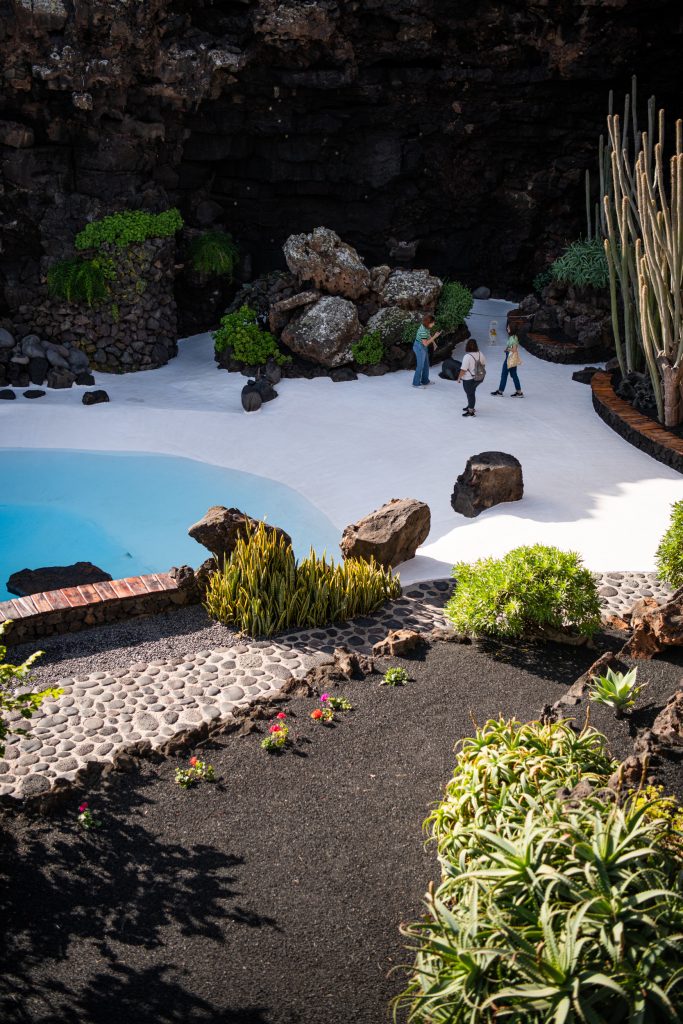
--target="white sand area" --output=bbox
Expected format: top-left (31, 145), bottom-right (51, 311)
top-left (1, 298), bottom-right (681, 584)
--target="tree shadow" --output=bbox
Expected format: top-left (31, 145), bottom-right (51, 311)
top-left (0, 771), bottom-right (279, 1023)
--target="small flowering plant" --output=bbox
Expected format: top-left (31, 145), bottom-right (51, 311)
top-left (261, 712), bottom-right (290, 752)
top-left (382, 666), bottom-right (409, 687)
top-left (321, 692), bottom-right (353, 712)
top-left (311, 704), bottom-right (334, 724)
top-left (174, 755), bottom-right (216, 789)
top-left (77, 801), bottom-right (101, 830)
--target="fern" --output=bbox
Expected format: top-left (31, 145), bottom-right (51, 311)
top-left (46, 257), bottom-right (114, 306)
top-left (190, 231), bottom-right (240, 278)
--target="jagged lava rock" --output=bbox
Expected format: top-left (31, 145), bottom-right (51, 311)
top-left (188, 506), bottom-right (292, 564)
top-left (340, 498), bottom-right (430, 569)
top-left (283, 227), bottom-right (370, 300)
top-left (451, 452), bottom-right (523, 518)
top-left (7, 562), bottom-right (113, 597)
top-left (379, 269), bottom-right (442, 310)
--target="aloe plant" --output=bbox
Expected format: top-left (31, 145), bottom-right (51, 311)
top-left (203, 521), bottom-right (400, 637)
top-left (589, 666), bottom-right (643, 718)
top-left (396, 718), bottom-right (683, 1024)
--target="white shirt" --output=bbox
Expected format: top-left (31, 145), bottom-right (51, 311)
top-left (461, 352), bottom-right (486, 378)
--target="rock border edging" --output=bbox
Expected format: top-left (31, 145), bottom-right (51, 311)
top-left (591, 371), bottom-right (683, 475)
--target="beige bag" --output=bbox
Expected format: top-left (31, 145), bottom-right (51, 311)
top-left (507, 347), bottom-right (522, 369)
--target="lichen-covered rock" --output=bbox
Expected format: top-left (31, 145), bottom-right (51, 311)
top-left (188, 506), bottom-right (292, 564)
top-left (281, 295), bottom-right (361, 367)
top-left (379, 269), bottom-right (442, 310)
top-left (451, 452), bottom-right (524, 518)
top-left (268, 289), bottom-right (320, 333)
top-left (340, 498), bottom-right (430, 568)
top-left (283, 227), bottom-right (370, 300)
top-left (365, 305), bottom-right (420, 346)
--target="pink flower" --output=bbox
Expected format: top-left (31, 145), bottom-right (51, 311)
top-left (320, 693), bottom-right (330, 702)
top-left (269, 724), bottom-right (282, 733)
top-left (276, 712), bottom-right (287, 720)
top-left (78, 803), bottom-right (88, 813)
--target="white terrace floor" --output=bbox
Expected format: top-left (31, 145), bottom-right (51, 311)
top-left (1, 298), bottom-right (681, 584)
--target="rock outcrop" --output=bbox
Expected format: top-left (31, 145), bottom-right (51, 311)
top-left (188, 506), bottom-right (292, 565)
top-left (340, 498), bottom-right (430, 569)
top-left (451, 452), bottom-right (524, 518)
top-left (2, 1), bottom-right (681, 316)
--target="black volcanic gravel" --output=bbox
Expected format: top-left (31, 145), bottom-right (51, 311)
top-left (1, 639), bottom-right (681, 1024)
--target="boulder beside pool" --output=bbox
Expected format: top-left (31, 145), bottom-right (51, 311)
top-left (340, 498), bottom-right (430, 569)
top-left (451, 451), bottom-right (523, 518)
top-left (188, 506), bottom-right (292, 565)
top-left (7, 562), bottom-right (113, 597)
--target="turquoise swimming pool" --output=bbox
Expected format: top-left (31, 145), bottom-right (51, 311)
top-left (0, 449), bottom-right (340, 601)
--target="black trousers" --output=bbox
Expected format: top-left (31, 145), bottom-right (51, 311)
top-left (463, 379), bottom-right (480, 409)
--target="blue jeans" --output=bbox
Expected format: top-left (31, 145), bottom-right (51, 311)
top-left (499, 356), bottom-right (521, 392)
top-left (412, 342), bottom-right (430, 386)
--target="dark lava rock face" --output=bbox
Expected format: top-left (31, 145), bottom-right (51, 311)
top-left (1, 0), bottom-right (682, 313)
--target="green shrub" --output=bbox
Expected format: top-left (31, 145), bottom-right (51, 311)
top-left (656, 499), bottom-right (683, 587)
top-left (190, 231), bottom-right (239, 279)
top-left (401, 317), bottom-right (424, 345)
top-left (203, 522), bottom-right (401, 637)
top-left (213, 305), bottom-right (289, 366)
top-left (46, 256), bottom-right (115, 306)
top-left (533, 268), bottom-right (552, 293)
top-left (351, 330), bottom-right (384, 365)
top-left (396, 718), bottom-right (683, 1024)
top-left (549, 237), bottom-right (609, 290)
top-left (435, 280), bottom-right (474, 333)
top-left (0, 622), bottom-right (59, 758)
top-left (446, 544), bottom-right (601, 641)
top-left (382, 666), bottom-right (409, 686)
top-left (75, 208), bottom-right (183, 251)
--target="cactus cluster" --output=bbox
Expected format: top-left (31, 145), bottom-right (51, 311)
top-left (594, 77), bottom-right (683, 426)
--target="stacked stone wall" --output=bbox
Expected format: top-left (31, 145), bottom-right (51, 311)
top-left (11, 238), bottom-right (177, 373)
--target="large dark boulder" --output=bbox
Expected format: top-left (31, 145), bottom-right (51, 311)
top-left (188, 506), bottom-right (292, 564)
top-left (451, 452), bottom-right (523, 518)
top-left (7, 562), bottom-right (113, 597)
top-left (340, 498), bottom-right (430, 569)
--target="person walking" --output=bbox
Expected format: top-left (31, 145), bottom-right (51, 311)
top-left (412, 314), bottom-right (442, 388)
top-left (458, 339), bottom-right (486, 416)
top-left (491, 326), bottom-right (523, 396)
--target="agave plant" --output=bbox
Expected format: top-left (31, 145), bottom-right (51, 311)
top-left (589, 667), bottom-right (643, 718)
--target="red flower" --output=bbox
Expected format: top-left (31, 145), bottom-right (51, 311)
top-left (269, 724), bottom-right (282, 733)
top-left (311, 709), bottom-right (323, 720)
top-left (78, 802), bottom-right (88, 813)
top-left (276, 712), bottom-right (287, 720)
top-left (189, 756), bottom-right (199, 767)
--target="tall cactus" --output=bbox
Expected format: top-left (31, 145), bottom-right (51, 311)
top-left (600, 78), bottom-right (683, 425)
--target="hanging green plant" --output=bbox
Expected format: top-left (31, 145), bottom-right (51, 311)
top-left (46, 256), bottom-right (116, 306)
top-left (190, 231), bottom-right (240, 279)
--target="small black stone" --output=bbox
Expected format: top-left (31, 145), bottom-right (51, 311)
top-left (23, 389), bottom-right (46, 399)
top-left (82, 390), bottom-right (110, 406)
top-left (0, 389), bottom-right (16, 400)
top-left (76, 371), bottom-right (96, 386)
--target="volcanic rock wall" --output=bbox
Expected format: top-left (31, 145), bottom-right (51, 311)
top-left (1, 0), bottom-right (682, 314)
